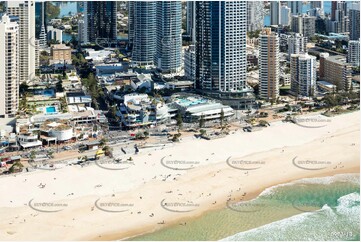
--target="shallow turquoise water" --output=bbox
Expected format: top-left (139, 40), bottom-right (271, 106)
top-left (129, 174), bottom-right (360, 241)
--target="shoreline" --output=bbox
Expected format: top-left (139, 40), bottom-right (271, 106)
top-left (0, 111), bottom-right (359, 241)
top-left (118, 170), bottom-right (359, 241)
top-left (99, 171), bottom-right (360, 241)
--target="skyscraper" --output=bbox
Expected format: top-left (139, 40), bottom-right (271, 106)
top-left (281, 4), bottom-right (291, 26)
top-left (290, 54), bottom-right (317, 97)
top-left (130, 2), bottom-right (157, 67)
top-left (347, 40), bottom-right (360, 67)
top-left (195, 1), bottom-right (247, 93)
top-left (78, 18), bottom-right (86, 45)
top-left (6, 1), bottom-right (36, 83)
top-left (84, 1), bottom-right (117, 43)
top-left (328, 1), bottom-right (348, 33)
top-left (38, 1), bottom-right (47, 48)
top-left (186, 1), bottom-right (196, 42)
top-left (287, 33), bottom-right (307, 60)
top-left (349, 8), bottom-right (360, 40)
top-left (288, 1), bottom-right (303, 15)
top-left (259, 28), bottom-right (279, 101)
top-left (154, 1), bottom-right (182, 73)
top-left (184, 45), bottom-right (196, 82)
top-left (0, 14), bottom-right (19, 118)
top-left (127, 1), bottom-right (134, 48)
top-left (35, 1), bottom-right (46, 39)
top-left (310, 1), bottom-right (323, 9)
top-left (270, 1), bottom-right (281, 25)
top-left (247, 1), bottom-right (264, 32)
top-left (291, 14), bottom-right (316, 38)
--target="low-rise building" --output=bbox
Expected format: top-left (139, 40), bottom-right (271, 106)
top-left (118, 94), bottom-right (175, 128)
top-left (170, 94), bottom-right (234, 123)
top-left (50, 44), bottom-right (72, 64)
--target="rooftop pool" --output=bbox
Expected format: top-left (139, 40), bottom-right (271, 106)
top-left (46, 106), bottom-right (57, 114)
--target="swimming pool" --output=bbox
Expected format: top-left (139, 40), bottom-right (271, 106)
top-left (43, 89), bottom-right (54, 97)
top-left (46, 106), bottom-right (56, 113)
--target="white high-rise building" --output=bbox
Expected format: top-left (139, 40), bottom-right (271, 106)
top-left (0, 14), bottom-right (19, 118)
top-left (347, 40), bottom-right (360, 67)
top-left (281, 4), bottom-right (291, 26)
top-left (270, 1), bottom-right (281, 25)
top-left (290, 53), bottom-right (317, 97)
top-left (259, 28), bottom-right (280, 101)
top-left (247, 1), bottom-right (264, 32)
top-left (77, 19), bottom-right (86, 45)
top-left (287, 33), bottom-right (307, 60)
top-left (130, 1), bottom-right (157, 67)
top-left (6, 1), bottom-right (36, 83)
top-left (155, 1), bottom-right (182, 74)
top-left (291, 14), bottom-right (316, 38)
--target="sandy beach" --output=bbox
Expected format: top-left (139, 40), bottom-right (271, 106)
top-left (0, 111), bottom-right (359, 241)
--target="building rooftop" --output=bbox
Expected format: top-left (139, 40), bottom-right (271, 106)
top-left (324, 55), bottom-right (348, 65)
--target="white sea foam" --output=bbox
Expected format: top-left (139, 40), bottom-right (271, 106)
top-left (221, 192), bottom-right (360, 241)
top-left (258, 173), bottom-right (359, 198)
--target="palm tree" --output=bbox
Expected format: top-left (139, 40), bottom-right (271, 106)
top-left (176, 111), bottom-right (183, 133)
top-left (29, 150), bottom-right (36, 160)
top-left (199, 115), bottom-right (205, 129)
top-left (102, 146), bottom-right (113, 157)
top-left (220, 108), bottom-right (225, 129)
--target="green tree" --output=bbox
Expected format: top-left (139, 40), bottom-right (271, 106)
top-left (46, 2), bottom-right (60, 20)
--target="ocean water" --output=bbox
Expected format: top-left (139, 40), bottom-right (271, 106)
top-left (129, 174), bottom-right (360, 241)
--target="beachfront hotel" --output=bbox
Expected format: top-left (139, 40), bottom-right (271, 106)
top-left (0, 14), bottom-right (19, 118)
top-left (6, 1), bottom-right (36, 83)
top-left (194, 1), bottom-right (255, 109)
top-left (259, 28), bottom-right (280, 101)
top-left (128, 1), bottom-right (157, 67)
top-left (290, 53), bottom-right (317, 98)
top-left (154, 1), bottom-right (183, 74)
